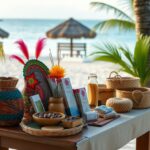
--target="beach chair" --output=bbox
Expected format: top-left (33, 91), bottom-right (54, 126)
top-left (58, 43), bottom-right (86, 58)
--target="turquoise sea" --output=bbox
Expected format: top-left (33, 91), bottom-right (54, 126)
top-left (0, 19), bottom-right (136, 57)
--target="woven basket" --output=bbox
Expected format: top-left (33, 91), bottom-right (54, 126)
top-left (98, 84), bottom-right (115, 105)
top-left (0, 77), bottom-right (18, 90)
top-left (20, 121), bottom-right (83, 137)
top-left (106, 71), bottom-right (140, 89)
top-left (106, 98), bottom-right (133, 113)
top-left (116, 87), bottom-right (150, 109)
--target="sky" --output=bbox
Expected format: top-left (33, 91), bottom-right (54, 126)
top-left (0, 0), bottom-right (118, 20)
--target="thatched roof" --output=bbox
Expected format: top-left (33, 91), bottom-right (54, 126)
top-left (0, 28), bottom-right (9, 38)
top-left (46, 18), bottom-right (96, 39)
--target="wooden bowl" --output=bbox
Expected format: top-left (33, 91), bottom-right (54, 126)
top-left (33, 112), bottom-right (65, 126)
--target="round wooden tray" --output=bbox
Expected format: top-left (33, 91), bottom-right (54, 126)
top-left (20, 121), bottom-right (83, 137)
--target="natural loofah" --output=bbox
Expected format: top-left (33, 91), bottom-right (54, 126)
top-left (106, 97), bottom-right (133, 113)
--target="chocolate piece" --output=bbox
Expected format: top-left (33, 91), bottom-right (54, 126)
top-left (35, 112), bottom-right (63, 119)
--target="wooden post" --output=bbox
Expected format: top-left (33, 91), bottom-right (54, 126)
top-left (136, 132), bottom-right (150, 150)
top-left (70, 38), bottom-right (73, 57)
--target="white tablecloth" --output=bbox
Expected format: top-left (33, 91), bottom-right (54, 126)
top-left (77, 109), bottom-right (150, 150)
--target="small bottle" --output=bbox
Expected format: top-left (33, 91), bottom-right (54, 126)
top-left (88, 73), bottom-right (98, 107)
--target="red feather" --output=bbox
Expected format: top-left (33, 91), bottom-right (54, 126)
top-left (15, 40), bottom-right (29, 59)
top-left (35, 38), bottom-right (46, 59)
top-left (10, 55), bottom-right (25, 65)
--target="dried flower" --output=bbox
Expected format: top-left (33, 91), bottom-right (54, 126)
top-left (26, 73), bottom-right (38, 89)
top-left (49, 65), bottom-right (65, 79)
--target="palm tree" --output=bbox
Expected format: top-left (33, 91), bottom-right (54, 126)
top-left (134, 0), bottom-right (150, 36)
top-left (91, 0), bottom-right (135, 32)
top-left (91, 0), bottom-right (150, 36)
top-left (91, 0), bottom-right (150, 86)
top-left (90, 36), bottom-right (150, 86)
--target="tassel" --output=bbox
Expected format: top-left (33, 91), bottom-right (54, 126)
top-left (10, 55), bottom-right (25, 65)
top-left (35, 38), bottom-right (46, 59)
top-left (15, 40), bottom-right (29, 60)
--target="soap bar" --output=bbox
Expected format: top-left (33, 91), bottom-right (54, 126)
top-left (95, 105), bottom-right (113, 114)
top-left (84, 111), bottom-right (98, 122)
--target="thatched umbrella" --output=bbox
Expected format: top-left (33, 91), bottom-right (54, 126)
top-left (0, 28), bottom-right (9, 38)
top-left (46, 18), bottom-right (96, 57)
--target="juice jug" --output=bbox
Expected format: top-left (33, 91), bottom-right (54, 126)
top-left (88, 73), bottom-right (98, 107)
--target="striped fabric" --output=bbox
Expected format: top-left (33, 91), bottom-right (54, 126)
top-left (0, 111), bottom-right (23, 120)
top-left (0, 89), bottom-right (22, 100)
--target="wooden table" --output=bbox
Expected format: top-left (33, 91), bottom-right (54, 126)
top-left (0, 127), bottom-right (149, 150)
top-left (0, 109), bottom-right (150, 150)
top-left (0, 126), bottom-right (86, 150)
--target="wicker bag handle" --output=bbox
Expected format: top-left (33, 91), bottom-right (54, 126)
top-left (132, 90), bottom-right (144, 105)
top-left (109, 71), bottom-right (122, 79)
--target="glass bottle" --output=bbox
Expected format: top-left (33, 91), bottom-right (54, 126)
top-left (88, 73), bottom-right (98, 107)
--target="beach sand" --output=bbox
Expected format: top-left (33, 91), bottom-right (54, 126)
top-left (0, 57), bottom-right (135, 149)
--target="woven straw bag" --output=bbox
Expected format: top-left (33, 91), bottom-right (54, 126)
top-left (106, 71), bottom-right (140, 89)
top-left (98, 84), bottom-right (115, 105)
top-left (116, 87), bottom-right (150, 109)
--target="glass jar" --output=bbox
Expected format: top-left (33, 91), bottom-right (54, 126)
top-left (88, 73), bottom-right (98, 107)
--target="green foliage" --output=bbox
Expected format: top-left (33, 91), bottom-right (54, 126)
top-left (90, 36), bottom-right (150, 86)
top-left (91, 1), bottom-right (135, 32)
top-left (94, 19), bottom-right (135, 32)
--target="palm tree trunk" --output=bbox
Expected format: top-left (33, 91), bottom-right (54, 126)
top-left (134, 0), bottom-right (150, 36)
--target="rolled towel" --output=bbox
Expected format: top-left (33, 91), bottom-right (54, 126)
top-left (99, 111), bottom-right (117, 119)
top-left (95, 105), bottom-right (113, 114)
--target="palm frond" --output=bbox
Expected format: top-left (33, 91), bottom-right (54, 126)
top-left (134, 36), bottom-right (150, 85)
top-left (129, 0), bottom-right (134, 13)
top-left (90, 35), bottom-right (150, 86)
top-left (144, 69), bottom-right (150, 86)
top-left (119, 46), bottom-right (138, 75)
top-left (91, 2), bottom-right (133, 21)
top-left (119, 46), bottom-right (135, 68)
top-left (91, 43), bottom-right (136, 76)
top-left (94, 19), bottom-right (135, 32)
top-left (119, 0), bottom-right (134, 16)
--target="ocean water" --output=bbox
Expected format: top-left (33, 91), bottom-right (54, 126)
top-left (0, 19), bottom-right (136, 57)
